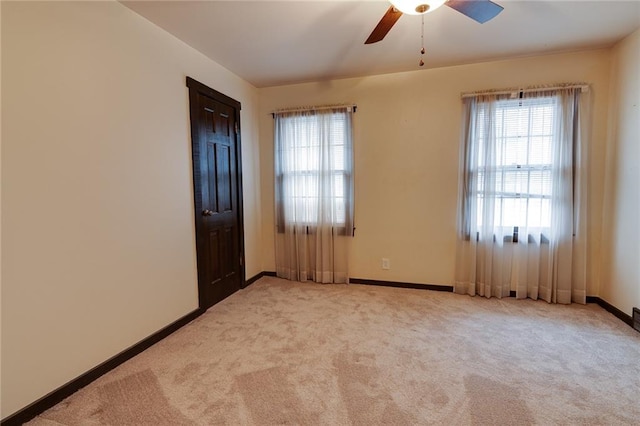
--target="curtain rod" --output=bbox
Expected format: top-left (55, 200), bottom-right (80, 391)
top-left (272, 104), bottom-right (357, 117)
top-left (461, 84), bottom-right (589, 99)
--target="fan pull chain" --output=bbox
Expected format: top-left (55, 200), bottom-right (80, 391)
top-left (419, 15), bottom-right (425, 67)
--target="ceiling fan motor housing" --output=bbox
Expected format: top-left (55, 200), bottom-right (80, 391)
top-left (390, 0), bottom-right (447, 15)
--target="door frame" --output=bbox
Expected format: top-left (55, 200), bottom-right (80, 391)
top-left (186, 76), bottom-right (246, 309)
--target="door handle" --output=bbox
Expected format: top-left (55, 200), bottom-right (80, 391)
top-left (202, 209), bottom-right (214, 216)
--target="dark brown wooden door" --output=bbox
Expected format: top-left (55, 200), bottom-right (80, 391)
top-left (187, 77), bottom-right (245, 310)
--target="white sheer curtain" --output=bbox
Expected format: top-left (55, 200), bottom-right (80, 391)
top-left (455, 86), bottom-right (589, 304)
top-left (274, 106), bottom-right (354, 284)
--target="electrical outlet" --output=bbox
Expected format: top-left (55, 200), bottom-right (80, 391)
top-left (381, 258), bottom-right (390, 270)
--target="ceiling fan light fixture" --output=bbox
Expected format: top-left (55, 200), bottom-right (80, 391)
top-left (390, 0), bottom-right (447, 15)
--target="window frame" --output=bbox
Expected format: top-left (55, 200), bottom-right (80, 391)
top-left (461, 94), bottom-right (562, 242)
top-left (274, 108), bottom-right (354, 235)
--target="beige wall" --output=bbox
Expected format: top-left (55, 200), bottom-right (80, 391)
top-left (1, 1), bottom-right (261, 417)
top-left (259, 50), bottom-right (612, 293)
top-left (600, 29), bottom-right (640, 316)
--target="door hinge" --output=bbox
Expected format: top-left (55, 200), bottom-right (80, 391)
top-left (234, 122), bottom-right (239, 134)
top-left (239, 255), bottom-right (243, 266)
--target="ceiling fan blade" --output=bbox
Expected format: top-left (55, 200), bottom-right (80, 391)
top-left (365, 6), bottom-right (403, 44)
top-left (446, 0), bottom-right (504, 24)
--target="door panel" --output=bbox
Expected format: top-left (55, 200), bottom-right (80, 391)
top-left (224, 227), bottom-right (235, 277)
top-left (207, 144), bottom-right (218, 213)
top-left (217, 144), bottom-right (232, 212)
top-left (208, 230), bottom-right (222, 284)
top-left (187, 77), bottom-right (245, 310)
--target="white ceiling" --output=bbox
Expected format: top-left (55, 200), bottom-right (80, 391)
top-left (121, 0), bottom-right (640, 88)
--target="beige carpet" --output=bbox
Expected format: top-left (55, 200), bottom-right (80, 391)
top-left (28, 276), bottom-right (640, 425)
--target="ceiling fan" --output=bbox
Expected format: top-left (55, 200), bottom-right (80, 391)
top-left (365, 0), bottom-right (504, 44)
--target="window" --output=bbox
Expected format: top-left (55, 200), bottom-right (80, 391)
top-left (274, 107), bottom-right (354, 233)
top-left (455, 86), bottom-right (588, 303)
top-left (474, 96), bottom-right (554, 233)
